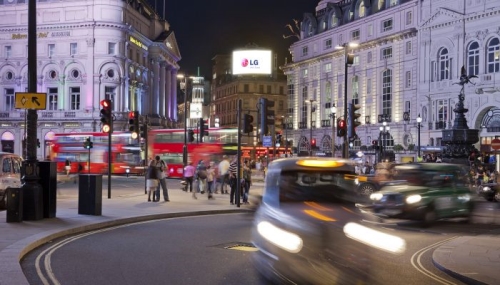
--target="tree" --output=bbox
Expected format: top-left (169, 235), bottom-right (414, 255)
top-left (393, 144), bottom-right (404, 152)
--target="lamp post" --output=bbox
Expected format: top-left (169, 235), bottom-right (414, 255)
top-left (178, 74), bottom-right (189, 168)
top-left (417, 114), bottom-right (422, 161)
top-left (282, 115), bottom-right (290, 157)
top-left (308, 99), bottom-right (316, 156)
top-left (329, 104), bottom-right (337, 157)
top-left (379, 121), bottom-right (390, 162)
top-left (335, 42), bottom-right (358, 159)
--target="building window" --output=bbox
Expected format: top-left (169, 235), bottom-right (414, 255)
top-left (437, 100), bottom-right (448, 126)
top-left (302, 46), bottom-right (308, 56)
top-left (367, 51), bottom-right (372, 63)
top-left (324, 63), bottom-right (332, 73)
top-left (353, 55), bottom-right (360, 66)
top-left (467, 42), bottom-right (479, 76)
top-left (367, 78), bottom-right (372, 94)
top-left (70, 87), bottom-right (80, 110)
top-left (406, 11), bottom-right (412, 25)
top-left (367, 24), bottom-right (373, 37)
top-left (438, 48), bottom-right (451, 80)
top-left (324, 38), bottom-right (332, 50)
top-left (279, 86), bottom-right (284, 95)
top-left (48, 44), bottom-right (55, 57)
top-left (351, 29), bottom-right (360, 41)
top-left (381, 47), bottom-right (392, 59)
top-left (4, 46), bottom-right (11, 58)
top-left (244, 84), bottom-right (249, 93)
top-left (4, 88), bottom-right (14, 111)
top-left (352, 76), bottom-right (359, 105)
top-left (382, 19), bottom-right (393, 32)
top-left (105, 86), bottom-right (116, 103)
top-left (108, 42), bottom-right (116, 55)
top-left (48, 88), bottom-right (58, 110)
top-left (406, 41), bottom-right (412, 55)
top-left (330, 14), bottom-right (338, 28)
top-left (266, 85), bottom-right (271, 94)
top-left (405, 71), bottom-right (411, 88)
top-left (487, 38), bottom-right (500, 73)
top-left (303, 69), bottom-right (308, 78)
top-left (70, 43), bottom-right (77, 56)
top-left (382, 69), bottom-right (392, 118)
top-left (325, 81), bottom-right (332, 103)
top-left (259, 85), bottom-right (264, 93)
top-left (301, 86), bottom-right (308, 122)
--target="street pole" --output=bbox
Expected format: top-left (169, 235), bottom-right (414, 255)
top-left (309, 99), bottom-right (315, 156)
top-left (182, 76), bottom-right (188, 169)
top-left (284, 117), bottom-right (288, 158)
top-left (343, 46), bottom-right (349, 159)
top-left (236, 99), bottom-right (242, 208)
top-left (417, 114), bottom-right (422, 161)
top-left (332, 114), bottom-right (336, 157)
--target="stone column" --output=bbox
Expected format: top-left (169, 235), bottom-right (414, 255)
top-left (159, 62), bottom-right (166, 117)
top-left (171, 69), bottom-right (178, 121)
top-left (152, 59), bottom-right (160, 115)
top-left (165, 67), bottom-right (172, 119)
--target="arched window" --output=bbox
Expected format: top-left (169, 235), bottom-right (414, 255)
top-left (358, 1), bottom-right (366, 18)
top-left (438, 48), bottom-right (451, 80)
top-left (382, 69), bottom-right (392, 119)
top-left (487, 38), bottom-right (500, 73)
top-left (324, 81), bottom-right (332, 120)
top-left (330, 13), bottom-right (338, 28)
top-left (467, 41), bottom-right (479, 76)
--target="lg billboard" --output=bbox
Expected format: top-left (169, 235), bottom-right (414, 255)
top-left (232, 50), bottom-right (272, 75)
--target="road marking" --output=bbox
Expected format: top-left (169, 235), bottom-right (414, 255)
top-left (410, 236), bottom-right (459, 285)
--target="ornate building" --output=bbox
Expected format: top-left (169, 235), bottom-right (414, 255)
top-left (283, 0), bottom-right (500, 162)
top-left (0, 0), bottom-right (180, 158)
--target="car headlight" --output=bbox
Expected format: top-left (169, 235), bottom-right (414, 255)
top-left (370, 193), bottom-right (383, 200)
top-left (406, 194), bottom-right (422, 204)
top-left (482, 187), bottom-right (491, 192)
top-left (458, 194), bottom-right (471, 202)
top-left (354, 178), bottom-right (359, 185)
top-left (257, 221), bottom-right (303, 253)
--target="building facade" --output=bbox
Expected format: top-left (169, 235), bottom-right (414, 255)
top-left (283, 0), bottom-right (500, 161)
top-left (0, 0), bottom-right (180, 158)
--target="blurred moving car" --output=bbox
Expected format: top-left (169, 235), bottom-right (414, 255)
top-left (0, 152), bottom-right (23, 210)
top-left (357, 163), bottom-right (473, 225)
top-left (251, 157), bottom-right (407, 284)
top-left (477, 183), bottom-right (500, 202)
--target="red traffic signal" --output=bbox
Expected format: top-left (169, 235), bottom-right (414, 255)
top-left (337, 119), bottom-right (346, 137)
top-left (372, 140), bottom-right (378, 145)
top-left (100, 99), bottom-right (112, 133)
top-left (311, 138), bottom-right (316, 147)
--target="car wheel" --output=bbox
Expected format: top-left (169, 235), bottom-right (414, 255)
top-left (358, 183), bottom-right (376, 196)
top-left (494, 192), bottom-right (500, 202)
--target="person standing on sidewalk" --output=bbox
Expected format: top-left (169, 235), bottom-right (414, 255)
top-left (242, 160), bottom-right (252, 204)
top-left (206, 162), bottom-right (215, 199)
top-left (196, 160), bottom-right (208, 195)
top-left (228, 156), bottom-right (239, 205)
top-left (65, 159), bottom-right (71, 177)
top-left (155, 156), bottom-right (169, 202)
top-left (183, 162), bottom-right (196, 196)
top-left (218, 155), bottom-right (230, 194)
top-left (146, 160), bottom-right (159, 202)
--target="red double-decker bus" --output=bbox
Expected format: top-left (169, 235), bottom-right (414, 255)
top-left (50, 132), bottom-right (142, 175)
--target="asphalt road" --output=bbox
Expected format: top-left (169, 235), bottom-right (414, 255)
top-left (21, 212), bottom-right (500, 285)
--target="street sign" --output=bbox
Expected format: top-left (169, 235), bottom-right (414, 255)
top-left (15, 92), bottom-right (47, 110)
top-left (262, 136), bottom-right (272, 147)
top-left (491, 138), bottom-right (500, 150)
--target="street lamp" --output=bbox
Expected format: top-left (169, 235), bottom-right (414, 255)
top-left (282, 115), bottom-right (291, 157)
top-left (177, 74), bottom-right (190, 168)
top-left (307, 99), bottom-right (316, 156)
top-left (335, 42), bottom-right (358, 159)
top-left (417, 114), bottom-right (422, 161)
top-left (379, 121), bottom-right (390, 162)
top-left (330, 104), bottom-right (337, 157)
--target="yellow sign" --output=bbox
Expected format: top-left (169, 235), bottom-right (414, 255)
top-left (15, 92), bottom-right (47, 110)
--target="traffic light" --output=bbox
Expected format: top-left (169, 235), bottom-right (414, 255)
top-left (83, 137), bottom-right (93, 149)
top-left (243, 114), bottom-right (254, 133)
top-left (140, 123), bottom-right (148, 139)
top-left (259, 98), bottom-right (275, 135)
top-left (100, 99), bottom-right (112, 133)
top-left (337, 119), bottom-right (346, 137)
top-left (187, 129), bottom-right (195, 142)
top-left (348, 101), bottom-right (362, 139)
top-left (311, 138), bottom-right (316, 148)
top-left (129, 111), bottom-right (139, 139)
top-left (372, 140), bottom-right (379, 150)
top-left (199, 118), bottom-right (208, 141)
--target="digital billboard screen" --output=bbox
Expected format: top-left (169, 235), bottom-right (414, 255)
top-left (232, 50), bottom-right (272, 75)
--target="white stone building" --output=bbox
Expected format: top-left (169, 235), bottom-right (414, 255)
top-left (283, 0), bottom-right (500, 162)
top-left (0, 0), bottom-right (180, 158)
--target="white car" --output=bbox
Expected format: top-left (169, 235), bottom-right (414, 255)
top-left (0, 152), bottom-right (23, 209)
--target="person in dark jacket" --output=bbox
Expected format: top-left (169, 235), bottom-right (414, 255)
top-left (146, 160), bottom-right (159, 202)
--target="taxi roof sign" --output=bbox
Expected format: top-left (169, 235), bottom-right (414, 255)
top-left (15, 92), bottom-right (47, 110)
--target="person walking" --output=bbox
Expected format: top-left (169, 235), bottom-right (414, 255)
top-left (228, 156), bottom-right (239, 205)
top-left (146, 160), bottom-right (159, 202)
top-left (218, 155), bottom-right (230, 194)
top-left (242, 160), bottom-right (252, 204)
top-left (155, 156), bottom-right (169, 202)
top-left (183, 162), bottom-right (196, 198)
top-left (65, 159), bottom-right (71, 177)
top-left (206, 162), bottom-right (216, 199)
top-left (196, 160), bottom-right (208, 195)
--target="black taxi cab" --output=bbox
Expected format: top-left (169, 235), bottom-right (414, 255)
top-left (357, 163), bottom-right (473, 225)
top-left (0, 152), bottom-right (23, 209)
top-left (251, 157), bottom-right (408, 284)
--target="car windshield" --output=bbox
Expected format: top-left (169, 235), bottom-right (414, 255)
top-left (392, 166), bottom-right (468, 187)
top-left (265, 170), bottom-right (355, 203)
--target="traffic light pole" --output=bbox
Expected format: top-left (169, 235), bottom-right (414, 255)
top-left (107, 120), bottom-right (112, 199)
top-left (236, 99), bottom-right (242, 208)
top-left (343, 48), bottom-right (349, 159)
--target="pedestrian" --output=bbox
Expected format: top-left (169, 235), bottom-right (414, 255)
top-left (218, 155), bottom-right (230, 194)
top-left (155, 156), bottom-right (169, 202)
top-left (242, 160), bottom-right (252, 204)
top-left (206, 162), bottom-right (215, 199)
top-left (65, 159), bottom-right (71, 177)
top-left (183, 162), bottom-right (196, 198)
top-left (196, 160), bottom-right (208, 195)
top-left (146, 160), bottom-right (159, 202)
top-left (228, 156), bottom-right (239, 205)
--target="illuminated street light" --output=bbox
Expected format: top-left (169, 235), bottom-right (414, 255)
top-left (417, 114), bottom-right (422, 160)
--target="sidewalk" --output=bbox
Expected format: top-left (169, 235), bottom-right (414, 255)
top-left (1, 178), bottom-right (500, 285)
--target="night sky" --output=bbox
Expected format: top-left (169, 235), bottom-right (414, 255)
top-left (147, 0), bottom-right (319, 77)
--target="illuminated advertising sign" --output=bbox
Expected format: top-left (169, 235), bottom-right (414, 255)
top-left (232, 50), bottom-right (272, 75)
top-left (189, 103), bottom-right (203, 119)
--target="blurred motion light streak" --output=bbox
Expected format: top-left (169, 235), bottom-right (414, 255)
top-left (257, 221), bottom-right (303, 253)
top-left (343, 222), bottom-right (406, 254)
top-left (303, 210), bottom-right (336, 221)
